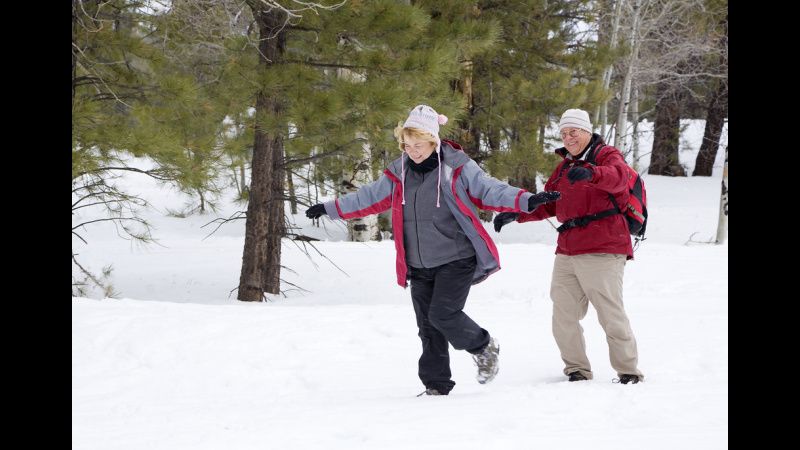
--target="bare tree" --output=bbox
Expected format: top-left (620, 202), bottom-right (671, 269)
top-left (604, 0), bottom-right (727, 174)
top-left (613, 0), bottom-right (642, 151)
top-left (596, 0), bottom-right (626, 139)
top-left (286, 170), bottom-right (298, 214)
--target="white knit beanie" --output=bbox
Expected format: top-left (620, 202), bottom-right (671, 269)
top-left (558, 108), bottom-right (592, 133)
top-left (400, 104), bottom-right (449, 208)
top-left (403, 104), bottom-right (448, 146)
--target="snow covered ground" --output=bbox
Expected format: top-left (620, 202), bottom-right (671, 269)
top-left (72, 120), bottom-right (727, 449)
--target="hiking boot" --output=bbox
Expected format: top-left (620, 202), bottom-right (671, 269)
top-left (416, 388), bottom-right (445, 397)
top-left (617, 374), bottom-right (641, 384)
top-left (472, 337), bottom-right (499, 384)
top-left (568, 371), bottom-right (588, 382)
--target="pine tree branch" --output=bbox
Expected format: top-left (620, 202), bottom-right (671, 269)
top-left (277, 276), bottom-right (312, 296)
top-left (283, 59), bottom-right (370, 70)
top-left (285, 25), bottom-right (321, 32)
top-left (290, 236), bottom-right (350, 277)
top-left (72, 253), bottom-right (105, 294)
top-left (72, 216), bottom-right (145, 231)
top-left (75, 0), bottom-right (114, 33)
top-left (72, 180), bottom-right (107, 194)
top-left (75, 166), bottom-right (177, 181)
top-left (72, 199), bottom-right (129, 211)
top-left (73, 48), bottom-right (134, 109)
top-left (73, 231), bottom-right (88, 245)
top-left (283, 138), bottom-right (367, 166)
top-left (200, 210), bottom-right (247, 240)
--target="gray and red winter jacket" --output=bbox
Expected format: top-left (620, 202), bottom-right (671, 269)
top-left (323, 140), bottom-right (537, 287)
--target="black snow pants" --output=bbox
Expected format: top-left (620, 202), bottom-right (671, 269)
top-left (407, 256), bottom-right (490, 394)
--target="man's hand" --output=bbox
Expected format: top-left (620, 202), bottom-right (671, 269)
top-left (493, 212), bottom-right (520, 232)
top-left (567, 166), bottom-right (593, 184)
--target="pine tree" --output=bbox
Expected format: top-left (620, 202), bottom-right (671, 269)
top-left (147, 0), bottom-right (257, 214)
top-left (412, 0), bottom-right (503, 160)
top-left (447, 0), bottom-right (610, 192)
top-left (236, 0), bottom-right (462, 300)
top-left (72, 0), bottom-right (231, 295)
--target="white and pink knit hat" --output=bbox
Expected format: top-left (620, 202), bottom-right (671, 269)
top-left (403, 104), bottom-right (449, 145)
top-left (400, 105), bottom-right (449, 208)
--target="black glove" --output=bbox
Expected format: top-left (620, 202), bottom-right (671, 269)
top-left (567, 166), bottom-right (593, 184)
top-left (305, 203), bottom-right (327, 219)
top-left (528, 191), bottom-right (561, 211)
top-left (493, 212), bottom-right (519, 232)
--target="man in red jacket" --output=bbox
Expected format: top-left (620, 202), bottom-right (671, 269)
top-left (494, 108), bottom-right (644, 384)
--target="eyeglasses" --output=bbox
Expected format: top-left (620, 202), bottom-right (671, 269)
top-left (560, 129), bottom-right (585, 140)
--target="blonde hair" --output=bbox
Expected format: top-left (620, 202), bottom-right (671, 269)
top-left (393, 124), bottom-right (438, 152)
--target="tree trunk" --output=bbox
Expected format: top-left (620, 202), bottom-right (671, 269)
top-left (648, 82), bottom-right (685, 176)
top-left (345, 137), bottom-right (380, 242)
top-left (509, 172), bottom-right (537, 193)
top-left (239, 163), bottom-right (247, 197)
top-left (197, 189), bottom-right (205, 213)
top-left (631, 82), bottom-right (640, 171)
top-left (694, 12), bottom-right (728, 176)
top-left (614, 0), bottom-right (641, 152)
top-left (597, 0), bottom-right (624, 138)
top-left (455, 60), bottom-right (481, 161)
top-left (508, 126), bottom-right (541, 194)
top-left (72, 1), bottom-right (78, 108)
top-left (613, 67), bottom-right (632, 151)
top-left (334, 47), bottom-right (379, 242)
top-left (263, 136), bottom-right (284, 295)
top-left (238, 6), bottom-right (286, 301)
top-left (692, 82), bottom-right (727, 176)
top-left (486, 125), bottom-right (501, 155)
top-left (715, 145), bottom-right (728, 244)
top-left (286, 170), bottom-right (297, 214)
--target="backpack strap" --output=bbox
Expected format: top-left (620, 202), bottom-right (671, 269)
top-left (556, 207), bottom-right (619, 233)
top-left (556, 143), bottom-right (623, 234)
top-left (588, 143), bottom-right (624, 212)
top-left (585, 141), bottom-right (609, 166)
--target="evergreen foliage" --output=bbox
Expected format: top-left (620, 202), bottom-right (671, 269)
top-left (72, 0), bottom-right (726, 299)
top-left (269, 0), bottom-right (463, 190)
top-left (427, 0), bottom-right (611, 191)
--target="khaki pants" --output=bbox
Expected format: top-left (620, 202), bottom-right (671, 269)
top-left (550, 253), bottom-right (643, 380)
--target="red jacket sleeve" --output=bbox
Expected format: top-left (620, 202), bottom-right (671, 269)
top-left (589, 147), bottom-right (629, 195)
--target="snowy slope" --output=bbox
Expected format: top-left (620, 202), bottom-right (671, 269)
top-left (72, 120), bottom-right (727, 449)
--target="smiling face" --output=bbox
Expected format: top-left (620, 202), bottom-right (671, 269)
top-left (401, 131), bottom-right (437, 163)
top-left (560, 127), bottom-right (592, 156)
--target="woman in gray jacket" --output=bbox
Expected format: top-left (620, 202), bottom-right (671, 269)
top-left (306, 105), bottom-right (560, 396)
